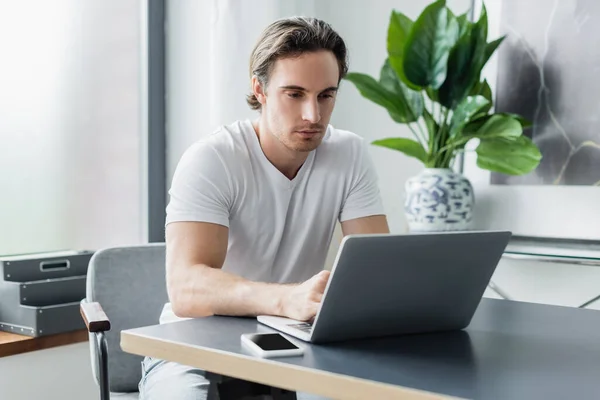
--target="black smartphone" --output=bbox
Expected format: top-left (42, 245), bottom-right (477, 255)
top-left (241, 333), bottom-right (304, 358)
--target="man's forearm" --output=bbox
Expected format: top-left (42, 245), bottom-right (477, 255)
top-left (167, 263), bottom-right (290, 318)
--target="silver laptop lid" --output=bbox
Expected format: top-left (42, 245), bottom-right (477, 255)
top-left (310, 230), bottom-right (511, 343)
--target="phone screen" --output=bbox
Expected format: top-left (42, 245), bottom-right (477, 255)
top-left (246, 333), bottom-right (300, 351)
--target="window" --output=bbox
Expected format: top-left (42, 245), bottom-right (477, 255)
top-left (0, 1), bottom-right (144, 255)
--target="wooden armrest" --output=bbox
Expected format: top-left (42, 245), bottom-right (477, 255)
top-left (80, 302), bottom-right (111, 333)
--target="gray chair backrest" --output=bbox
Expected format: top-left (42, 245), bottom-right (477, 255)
top-left (86, 243), bottom-right (168, 393)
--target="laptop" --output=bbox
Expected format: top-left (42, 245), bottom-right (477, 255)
top-left (258, 230), bottom-right (511, 343)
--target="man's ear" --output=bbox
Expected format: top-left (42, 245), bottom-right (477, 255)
top-left (251, 76), bottom-right (267, 106)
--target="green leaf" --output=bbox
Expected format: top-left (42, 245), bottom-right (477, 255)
top-left (387, 11), bottom-right (419, 90)
top-left (477, 4), bottom-right (489, 41)
top-left (466, 112), bottom-right (532, 134)
top-left (403, 0), bottom-right (459, 89)
top-left (456, 12), bottom-right (470, 37)
top-left (482, 35), bottom-right (505, 67)
top-left (422, 107), bottom-right (439, 138)
top-left (469, 79), bottom-right (493, 114)
top-left (426, 87), bottom-right (439, 102)
top-left (372, 137), bottom-right (428, 163)
top-left (470, 79), bottom-right (492, 102)
top-left (449, 95), bottom-right (489, 137)
top-left (500, 113), bottom-right (532, 129)
top-left (437, 29), bottom-right (475, 108)
top-left (422, 107), bottom-right (439, 157)
top-left (379, 59), bottom-right (424, 121)
top-left (345, 72), bottom-right (414, 123)
top-left (476, 135), bottom-right (542, 175)
top-left (467, 114), bottom-right (522, 139)
top-left (438, 5), bottom-right (487, 109)
top-left (463, 114), bottom-right (489, 134)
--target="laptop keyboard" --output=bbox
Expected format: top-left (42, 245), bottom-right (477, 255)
top-left (289, 322), bottom-right (313, 333)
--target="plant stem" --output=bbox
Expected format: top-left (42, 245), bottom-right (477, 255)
top-left (415, 120), bottom-right (428, 149)
top-left (434, 136), bottom-right (472, 167)
top-left (437, 108), bottom-right (451, 166)
top-left (407, 123), bottom-right (427, 150)
top-left (449, 148), bottom-right (473, 170)
top-left (443, 148), bottom-right (454, 168)
top-left (438, 138), bottom-right (469, 155)
top-left (426, 104), bottom-right (436, 159)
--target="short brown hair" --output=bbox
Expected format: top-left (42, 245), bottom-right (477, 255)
top-left (246, 17), bottom-right (349, 111)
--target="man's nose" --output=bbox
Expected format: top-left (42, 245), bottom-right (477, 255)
top-left (302, 99), bottom-right (321, 124)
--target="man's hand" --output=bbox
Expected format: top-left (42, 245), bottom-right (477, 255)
top-left (280, 270), bottom-right (331, 321)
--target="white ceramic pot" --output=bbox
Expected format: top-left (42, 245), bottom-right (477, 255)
top-left (404, 168), bottom-right (475, 232)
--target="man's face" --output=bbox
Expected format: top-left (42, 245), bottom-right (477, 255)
top-left (259, 50), bottom-right (339, 153)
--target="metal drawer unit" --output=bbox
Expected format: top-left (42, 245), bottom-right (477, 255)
top-left (0, 250), bottom-right (93, 337)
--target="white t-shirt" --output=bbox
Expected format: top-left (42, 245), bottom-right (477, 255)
top-left (160, 119), bottom-right (385, 323)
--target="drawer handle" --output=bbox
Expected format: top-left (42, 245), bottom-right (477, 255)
top-left (40, 259), bottom-right (71, 272)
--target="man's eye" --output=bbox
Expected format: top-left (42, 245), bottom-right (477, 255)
top-left (319, 94), bottom-right (333, 99)
top-left (287, 93), bottom-right (302, 99)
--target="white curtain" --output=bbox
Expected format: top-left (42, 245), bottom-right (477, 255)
top-left (166, 0), bottom-right (322, 180)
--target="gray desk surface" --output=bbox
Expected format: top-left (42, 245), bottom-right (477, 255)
top-left (122, 299), bottom-right (600, 399)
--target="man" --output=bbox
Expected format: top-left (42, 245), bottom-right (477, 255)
top-left (139, 16), bottom-right (389, 399)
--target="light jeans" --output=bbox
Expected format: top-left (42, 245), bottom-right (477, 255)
top-left (138, 356), bottom-right (328, 400)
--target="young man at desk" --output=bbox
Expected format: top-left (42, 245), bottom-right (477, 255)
top-left (139, 17), bottom-right (389, 399)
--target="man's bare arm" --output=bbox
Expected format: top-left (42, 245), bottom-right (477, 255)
top-left (341, 215), bottom-right (390, 236)
top-left (166, 221), bottom-right (327, 320)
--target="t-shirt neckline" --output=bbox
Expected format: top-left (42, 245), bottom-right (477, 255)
top-left (244, 119), bottom-right (316, 189)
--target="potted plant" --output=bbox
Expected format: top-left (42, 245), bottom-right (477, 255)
top-left (344, 0), bottom-right (542, 232)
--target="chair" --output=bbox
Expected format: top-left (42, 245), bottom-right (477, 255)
top-left (79, 243), bottom-right (298, 400)
top-left (80, 243), bottom-right (168, 400)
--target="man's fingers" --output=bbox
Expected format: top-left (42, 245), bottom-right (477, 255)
top-left (310, 291), bottom-right (324, 304)
top-left (318, 270), bottom-right (331, 279)
top-left (313, 270), bottom-right (330, 292)
top-left (302, 302), bottom-right (319, 321)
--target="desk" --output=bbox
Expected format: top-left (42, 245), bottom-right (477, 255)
top-left (0, 329), bottom-right (88, 358)
top-left (121, 299), bottom-right (600, 399)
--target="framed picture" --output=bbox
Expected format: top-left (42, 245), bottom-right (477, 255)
top-left (463, 0), bottom-right (600, 243)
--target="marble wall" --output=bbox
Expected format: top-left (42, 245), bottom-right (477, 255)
top-left (491, 0), bottom-right (600, 186)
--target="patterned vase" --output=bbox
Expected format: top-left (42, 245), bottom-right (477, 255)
top-left (404, 168), bottom-right (475, 232)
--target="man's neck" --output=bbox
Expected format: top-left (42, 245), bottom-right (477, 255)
top-left (252, 119), bottom-right (309, 180)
